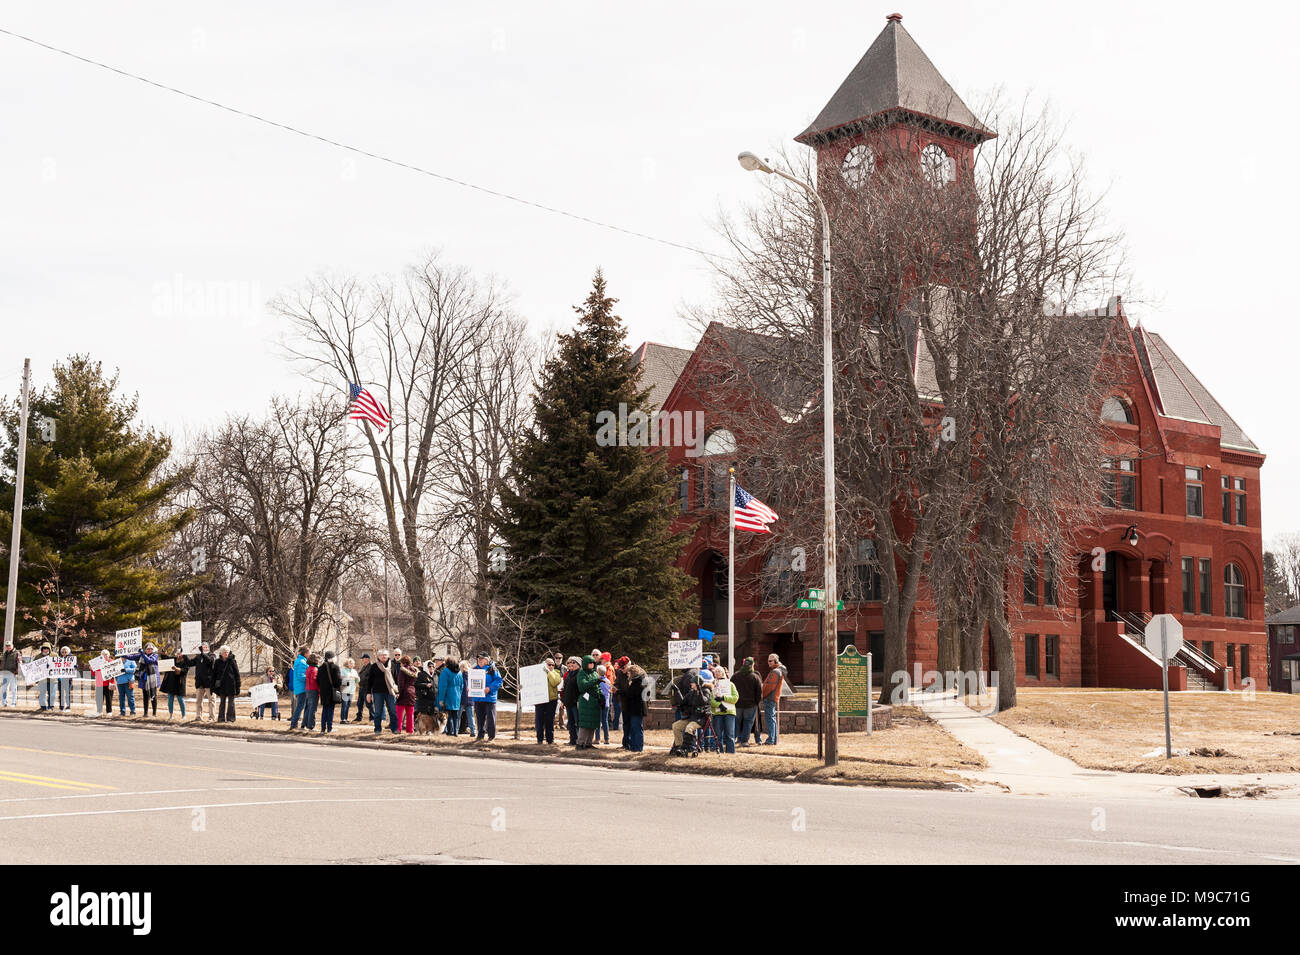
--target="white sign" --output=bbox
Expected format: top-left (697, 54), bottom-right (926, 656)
top-left (518, 664), bottom-right (550, 707)
top-left (100, 659), bottom-right (125, 681)
top-left (180, 621), bottom-right (202, 655)
top-left (51, 657), bottom-right (78, 678)
top-left (1145, 614), bottom-right (1184, 661)
top-left (89, 656), bottom-right (106, 671)
top-left (713, 678), bottom-right (732, 700)
top-left (157, 658), bottom-right (175, 673)
top-left (667, 639), bottom-right (703, 670)
top-left (467, 669), bottom-right (487, 700)
top-left (250, 683), bottom-right (278, 707)
top-left (115, 627), bottom-right (143, 655)
top-left (20, 657), bottom-right (52, 684)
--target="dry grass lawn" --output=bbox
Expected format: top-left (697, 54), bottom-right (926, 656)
top-left (27, 700), bottom-right (982, 788)
top-left (992, 687), bottom-right (1300, 774)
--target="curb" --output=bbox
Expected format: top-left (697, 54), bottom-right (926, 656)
top-left (0, 710), bottom-right (967, 791)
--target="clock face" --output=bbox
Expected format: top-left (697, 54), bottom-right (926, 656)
top-left (922, 143), bottom-right (955, 186)
top-left (841, 144), bottom-right (874, 187)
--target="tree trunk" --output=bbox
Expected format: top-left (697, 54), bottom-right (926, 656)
top-left (986, 582), bottom-right (1017, 711)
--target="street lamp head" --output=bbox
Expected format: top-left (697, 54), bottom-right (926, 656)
top-left (737, 151), bottom-right (773, 174)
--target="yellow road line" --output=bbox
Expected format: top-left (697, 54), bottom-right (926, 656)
top-left (0, 745), bottom-right (325, 785)
top-left (0, 770), bottom-right (113, 792)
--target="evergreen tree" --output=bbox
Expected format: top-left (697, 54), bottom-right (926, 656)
top-left (1, 356), bottom-right (192, 648)
top-left (498, 272), bottom-right (696, 660)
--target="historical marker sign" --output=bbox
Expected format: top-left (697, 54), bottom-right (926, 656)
top-left (837, 645), bottom-right (871, 718)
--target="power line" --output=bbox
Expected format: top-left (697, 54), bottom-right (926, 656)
top-left (0, 26), bottom-right (712, 257)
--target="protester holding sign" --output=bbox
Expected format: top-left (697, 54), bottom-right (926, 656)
top-left (33, 644), bottom-right (55, 711)
top-left (126, 643), bottom-right (161, 717)
top-left (55, 646), bottom-right (75, 711)
top-left (252, 667), bottom-right (281, 720)
top-left (91, 651), bottom-right (115, 716)
top-left (211, 647), bottom-right (241, 722)
top-left (160, 654), bottom-right (188, 719)
top-left (471, 652), bottom-right (502, 742)
top-left (709, 664), bottom-right (739, 754)
top-left (115, 656), bottom-right (138, 715)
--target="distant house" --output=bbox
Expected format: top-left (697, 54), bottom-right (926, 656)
top-left (1266, 605), bottom-right (1300, 692)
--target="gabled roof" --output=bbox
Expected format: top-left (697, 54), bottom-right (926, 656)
top-left (629, 342), bottom-right (693, 412)
top-left (796, 15), bottom-right (994, 145)
top-left (1266, 605), bottom-right (1300, 626)
top-left (1134, 327), bottom-right (1260, 453)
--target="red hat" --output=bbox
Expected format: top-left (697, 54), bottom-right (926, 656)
top-left (616, 655), bottom-right (630, 667)
top-left (601, 652), bottom-right (612, 662)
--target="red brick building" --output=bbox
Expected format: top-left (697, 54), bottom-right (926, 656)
top-left (633, 16), bottom-right (1267, 691)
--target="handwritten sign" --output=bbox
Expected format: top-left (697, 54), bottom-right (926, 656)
top-left (99, 659), bottom-right (125, 681)
top-left (518, 664), bottom-right (549, 707)
top-left (157, 658), bottom-right (175, 674)
top-left (180, 620), bottom-right (201, 655)
top-left (51, 657), bottom-right (78, 678)
top-left (115, 627), bottom-right (143, 655)
top-left (250, 683), bottom-right (277, 707)
top-left (467, 669), bottom-right (487, 700)
top-left (20, 657), bottom-right (52, 684)
top-left (667, 639), bottom-right (703, 670)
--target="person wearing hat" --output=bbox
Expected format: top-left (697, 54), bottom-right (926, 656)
top-left (734, 656), bottom-right (764, 746)
top-left (56, 645), bottom-right (76, 711)
top-left (317, 650), bottom-right (342, 734)
top-left (621, 659), bottom-right (649, 752)
top-left (0, 641), bottom-right (19, 707)
top-left (35, 643), bottom-right (55, 711)
top-left (560, 656), bottom-right (581, 745)
top-left (211, 646), bottom-right (241, 722)
top-left (471, 651), bottom-right (503, 742)
top-left (125, 642), bottom-right (161, 717)
top-left (575, 656), bottom-right (603, 750)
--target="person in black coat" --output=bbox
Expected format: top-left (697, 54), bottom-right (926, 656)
top-left (353, 655), bottom-right (373, 722)
top-left (190, 644), bottom-right (217, 722)
top-left (161, 655), bottom-right (189, 720)
top-left (560, 656), bottom-right (581, 745)
top-left (316, 650), bottom-right (342, 734)
top-left (211, 648), bottom-right (241, 722)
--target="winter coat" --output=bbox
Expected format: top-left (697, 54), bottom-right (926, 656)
top-left (437, 666), bottom-right (463, 712)
top-left (115, 659), bottom-right (137, 687)
top-left (546, 666), bottom-right (563, 702)
top-left (189, 651), bottom-right (216, 689)
top-left (734, 665), bottom-right (763, 709)
top-left (623, 665), bottom-right (648, 718)
top-left (291, 654), bottom-right (308, 694)
top-left (414, 669), bottom-right (438, 714)
top-left (130, 652), bottom-right (160, 690)
top-left (396, 665), bottom-right (418, 707)
top-left (1, 648), bottom-right (20, 674)
top-left (340, 666), bottom-right (358, 699)
top-left (160, 665), bottom-right (187, 696)
top-left (305, 666), bottom-right (319, 692)
top-left (317, 660), bottom-right (342, 706)
top-left (211, 655), bottom-right (241, 696)
top-left (473, 662), bottom-right (503, 703)
top-left (710, 675), bottom-right (739, 716)
top-left (366, 660), bottom-right (398, 697)
top-left (761, 668), bottom-right (784, 703)
top-left (561, 668), bottom-right (580, 708)
top-left (576, 658), bottom-right (603, 729)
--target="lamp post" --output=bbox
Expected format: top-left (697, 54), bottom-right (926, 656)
top-left (738, 151), bottom-right (840, 766)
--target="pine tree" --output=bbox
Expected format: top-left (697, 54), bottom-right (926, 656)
top-left (498, 272), bottom-right (696, 661)
top-left (0, 356), bottom-right (192, 649)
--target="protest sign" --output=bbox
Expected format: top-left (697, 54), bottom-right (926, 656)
top-left (250, 683), bottom-right (277, 707)
top-left (157, 658), bottom-right (175, 674)
top-left (467, 669), bottom-right (487, 699)
top-left (518, 663), bottom-right (550, 707)
top-left (115, 627), bottom-right (143, 655)
top-left (667, 639), bottom-right (703, 670)
top-left (88, 656), bottom-right (105, 672)
top-left (180, 621), bottom-right (201, 655)
top-left (20, 657), bottom-right (52, 684)
top-left (50, 657), bottom-right (78, 678)
top-left (99, 659), bottom-right (125, 681)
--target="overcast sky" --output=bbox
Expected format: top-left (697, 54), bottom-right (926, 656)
top-left (2, 0), bottom-right (1296, 538)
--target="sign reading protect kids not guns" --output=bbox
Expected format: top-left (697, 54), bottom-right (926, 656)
top-left (115, 627), bottom-right (143, 655)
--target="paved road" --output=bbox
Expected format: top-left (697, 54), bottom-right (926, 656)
top-left (0, 719), bottom-right (1296, 864)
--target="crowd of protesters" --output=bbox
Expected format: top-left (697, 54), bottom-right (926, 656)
top-left (1, 636), bottom-right (794, 754)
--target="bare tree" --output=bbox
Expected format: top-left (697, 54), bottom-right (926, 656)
top-left (184, 393), bottom-right (376, 673)
top-left (278, 254), bottom-right (510, 657)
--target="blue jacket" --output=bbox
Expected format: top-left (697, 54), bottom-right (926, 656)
top-left (115, 659), bottom-right (138, 686)
top-left (474, 662), bottom-right (503, 703)
top-left (436, 666), bottom-right (463, 711)
top-left (291, 654), bottom-right (308, 694)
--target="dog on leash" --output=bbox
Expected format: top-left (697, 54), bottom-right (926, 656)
top-left (415, 710), bottom-right (447, 735)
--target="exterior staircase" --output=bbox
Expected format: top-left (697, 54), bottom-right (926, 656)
top-left (1110, 611), bottom-right (1223, 690)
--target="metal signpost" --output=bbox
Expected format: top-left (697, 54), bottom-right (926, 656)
top-left (1146, 613), bottom-right (1184, 759)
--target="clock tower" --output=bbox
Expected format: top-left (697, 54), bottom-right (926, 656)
top-left (795, 14), bottom-right (994, 196)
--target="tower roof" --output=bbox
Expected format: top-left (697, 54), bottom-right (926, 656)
top-left (795, 14), bottom-right (994, 145)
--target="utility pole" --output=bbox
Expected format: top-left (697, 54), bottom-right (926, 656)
top-left (3, 359), bottom-right (31, 650)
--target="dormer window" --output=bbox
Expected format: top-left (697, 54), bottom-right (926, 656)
top-left (1100, 396), bottom-right (1133, 424)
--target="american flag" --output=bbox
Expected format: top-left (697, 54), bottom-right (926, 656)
top-left (347, 383), bottom-right (390, 431)
top-left (733, 482), bottom-right (778, 533)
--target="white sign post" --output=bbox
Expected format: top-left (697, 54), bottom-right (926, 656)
top-left (1146, 613), bottom-right (1184, 759)
top-left (180, 621), bottom-right (202, 655)
top-left (518, 664), bottom-right (550, 708)
top-left (667, 639), bottom-right (703, 670)
top-left (115, 627), bottom-right (143, 655)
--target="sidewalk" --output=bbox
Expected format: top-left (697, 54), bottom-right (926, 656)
top-left (916, 690), bottom-right (1300, 798)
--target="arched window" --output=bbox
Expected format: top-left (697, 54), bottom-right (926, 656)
top-left (1224, 563), bottom-right (1246, 619)
top-left (921, 143), bottom-right (955, 186)
top-left (701, 429), bottom-right (736, 510)
top-left (1101, 396), bottom-right (1134, 424)
top-left (701, 429), bottom-right (736, 457)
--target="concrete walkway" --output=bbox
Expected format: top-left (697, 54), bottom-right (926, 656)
top-left (916, 690), bottom-right (1300, 798)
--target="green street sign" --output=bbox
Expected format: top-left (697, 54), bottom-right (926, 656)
top-left (796, 597), bottom-right (823, 610)
top-left (808, 588), bottom-right (825, 600)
